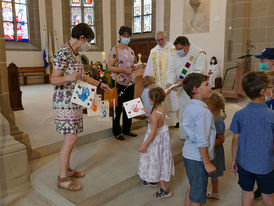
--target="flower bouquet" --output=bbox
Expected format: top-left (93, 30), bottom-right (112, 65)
top-left (88, 61), bottom-right (112, 87)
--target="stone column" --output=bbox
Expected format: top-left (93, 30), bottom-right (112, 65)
top-left (0, 4), bottom-right (29, 197)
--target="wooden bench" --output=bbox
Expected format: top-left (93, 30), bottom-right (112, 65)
top-left (18, 67), bottom-right (49, 85)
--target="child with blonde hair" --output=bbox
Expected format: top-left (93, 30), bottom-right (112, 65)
top-left (204, 92), bottom-right (226, 199)
top-left (138, 87), bottom-right (175, 199)
top-left (141, 76), bottom-right (156, 117)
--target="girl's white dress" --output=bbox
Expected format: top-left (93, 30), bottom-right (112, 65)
top-left (138, 111), bottom-right (175, 182)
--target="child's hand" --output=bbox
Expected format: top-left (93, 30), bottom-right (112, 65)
top-left (231, 160), bottom-right (238, 175)
top-left (139, 144), bottom-right (147, 153)
top-left (205, 162), bottom-right (216, 174)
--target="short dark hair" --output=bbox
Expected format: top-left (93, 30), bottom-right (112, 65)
top-left (242, 71), bottom-right (271, 99)
top-left (173, 36), bottom-right (190, 46)
top-left (183, 73), bottom-right (208, 98)
top-left (119, 25), bottom-right (132, 36)
top-left (71, 23), bottom-right (94, 41)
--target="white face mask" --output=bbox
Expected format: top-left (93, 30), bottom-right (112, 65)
top-left (265, 90), bottom-right (273, 102)
top-left (81, 42), bottom-right (92, 51)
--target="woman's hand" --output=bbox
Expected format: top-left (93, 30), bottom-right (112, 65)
top-left (123, 68), bottom-right (133, 75)
top-left (132, 63), bottom-right (146, 70)
top-left (66, 72), bottom-right (82, 82)
top-left (139, 144), bottom-right (147, 153)
top-left (100, 83), bottom-right (111, 91)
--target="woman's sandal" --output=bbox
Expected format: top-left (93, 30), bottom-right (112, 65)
top-left (153, 188), bottom-right (172, 199)
top-left (67, 168), bottom-right (85, 178)
top-left (57, 176), bottom-right (83, 191)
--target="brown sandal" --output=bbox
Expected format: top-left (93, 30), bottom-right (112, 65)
top-left (57, 176), bottom-right (83, 191)
top-left (67, 168), bottom-right (85, 178)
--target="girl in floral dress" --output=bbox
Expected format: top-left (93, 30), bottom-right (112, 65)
top-left (138, 87), bottom-right (175, 199)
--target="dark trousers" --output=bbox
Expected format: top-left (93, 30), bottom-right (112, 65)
top-left (112, 81), bottom-right (135, 136)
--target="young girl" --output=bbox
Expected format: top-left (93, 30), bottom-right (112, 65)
top-left (205, 92), bottom-right (226, 199)
top-left (138, 87), bottom-right (175, 199)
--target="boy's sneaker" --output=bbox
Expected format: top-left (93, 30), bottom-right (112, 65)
top-left (140, 181), bottom-right (158, 187)
top-left (207, 192), bottom-right (220, 200)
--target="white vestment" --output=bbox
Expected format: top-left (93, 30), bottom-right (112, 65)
top-left (208, 64), bottom-right (219, 87)
top-left (144, 42), bottom-right (178, 126)
top-left (167, 44), bottom-right (207, 139)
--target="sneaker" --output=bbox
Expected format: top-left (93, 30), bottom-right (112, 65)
top-left (140, 181), bottom-right (158, 187)
top-left (207, 192), bottom-right (219, 200)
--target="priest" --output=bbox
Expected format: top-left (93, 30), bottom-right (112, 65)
top-left (144, 31), bottom-right (178, 126)
top-left (166, 36), bottom-right (207, 140)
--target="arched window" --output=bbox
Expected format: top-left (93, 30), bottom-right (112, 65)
top-left (2, 0), bottom-right (29, 41)
top-left (133, 0), bottom-right (152, 33)
top-left (70, 0), bottom-right (96, 44)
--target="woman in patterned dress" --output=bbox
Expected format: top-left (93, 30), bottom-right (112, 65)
top-left (51, 23), bottom-right (110, 191)
top-left (107, 25), bottom-right (146, 141)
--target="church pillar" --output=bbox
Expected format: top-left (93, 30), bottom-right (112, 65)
top-left (0, 4), bottom-right (30, 197)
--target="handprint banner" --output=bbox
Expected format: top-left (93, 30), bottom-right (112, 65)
top-left (87, 94), bottom-right (102, 116)
top-left (98, 100), bottom-right (110, 121)
top-left (71, 80), bottom-right (97, 108)
top-left (123, 98), bottom-right (145, 119)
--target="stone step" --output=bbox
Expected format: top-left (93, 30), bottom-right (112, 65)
top-left (30, 119), bottom-right (146, 160)
top-left (31, 126), bottom-right (183, 206)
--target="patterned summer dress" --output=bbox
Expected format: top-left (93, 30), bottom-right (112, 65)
top-left (52, 46), bottom-right (84, 134)
top-left (138, 111), bottom-right (175, 182)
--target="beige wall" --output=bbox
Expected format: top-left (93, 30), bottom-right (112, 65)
top-left (169, 0), bottom-right (227, 77)
top-left (5, 0), bottom-right (227, 75)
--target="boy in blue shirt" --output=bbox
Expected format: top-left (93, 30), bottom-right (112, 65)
top-left (182, 73), bottom-right (216, 206)
top-left (230, 72), bottom-right (274, 206)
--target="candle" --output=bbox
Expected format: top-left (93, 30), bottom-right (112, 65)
top-left (102, 51), bottom-right (106, 61)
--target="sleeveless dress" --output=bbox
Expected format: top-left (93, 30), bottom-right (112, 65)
top-left (209, 117), bottom-right (226, 179)
top-left (138, 111), bottom-right (175, 182)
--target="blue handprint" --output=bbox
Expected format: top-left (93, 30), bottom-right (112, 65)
top-left (76, 86), bottom-right (90, 102)
top-left (101, 105), bottom-right (107, 118)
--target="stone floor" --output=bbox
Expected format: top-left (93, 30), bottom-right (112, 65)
top-left (1, 84), bottom-right (267, 206)
top-left (14, 84), bottom-right (113, 149)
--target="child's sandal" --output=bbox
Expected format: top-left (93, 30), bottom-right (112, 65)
top-left (67, 168), bottom-right (85, 178)
top-left (57, 176), bottom-right (83, 191)
top-left (207, 192), bottom-right (219, 199)
top-left (140, 180), bottom-right (158, 187)
top-left (153, 188), bottom-right (172, 199)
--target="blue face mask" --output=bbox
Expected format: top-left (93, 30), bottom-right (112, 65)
top-left (177, 49), bottom-right (185, 57)
top-left (259, 63), bottom-right (270, 71)
top-left (121, 37), bottom-right (130, 45)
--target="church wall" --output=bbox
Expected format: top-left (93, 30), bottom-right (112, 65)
top-left (169, 0), bottom-right (227, 77)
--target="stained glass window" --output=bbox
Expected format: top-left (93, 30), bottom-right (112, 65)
top-left (133, 0), bottom-right (152, 33)
top-left (2, 0), bottom-right (29, 41)
top-left (70, 0), bottom-right (96, 44)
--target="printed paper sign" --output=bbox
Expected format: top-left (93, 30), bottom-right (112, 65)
top-left (98, 100), bottom-right (110, 121)
top-left (87, 94), bottom-right (102, 116)
top-left (71, 80), bottom-right (97, 108)
top-left (123, 98), bottom-right (145, 119)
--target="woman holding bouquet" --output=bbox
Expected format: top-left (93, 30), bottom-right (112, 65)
top-left (50, 23), bottom-right (110, 191)
top-left (108, 25), bottom-right (146, 141)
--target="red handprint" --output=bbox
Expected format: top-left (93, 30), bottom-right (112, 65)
top-left (131, 104), bottom-right (140, 113)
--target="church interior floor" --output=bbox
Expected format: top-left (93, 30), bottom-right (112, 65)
top-left (2, 84), bottom-right (267, 206)
top-left (14, 84), bottom-right (113, 149)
